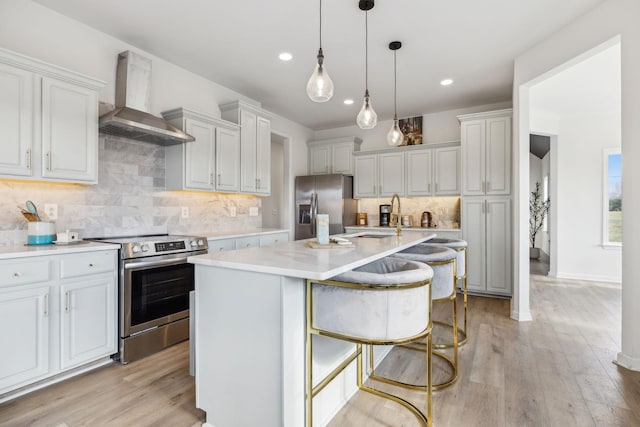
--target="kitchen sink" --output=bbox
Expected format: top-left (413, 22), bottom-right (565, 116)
top-left (345, 233), bottom-right (396, 239)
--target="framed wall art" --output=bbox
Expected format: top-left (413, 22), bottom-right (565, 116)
top-left (399, 116), bottom-right (423, 146)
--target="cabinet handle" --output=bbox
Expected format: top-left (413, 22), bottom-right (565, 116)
top-left (13, 272), bottom-right (22, 277)
top-left (428, 183), bottom-right (431, 193)
top-left (210, 173), bottom-right (214, 185)
top-left (486, 181), bottom-right (490, 192)
top-left (65, 291), bottom-right (70, 312)
top-left (46, 151), bottom-right (52, 171)
top-left (27, 149), bottom-right (32, 169)
top-left (435, 183), bottom-right (438, 193)
top-left (44, 294), bottom-right (48, 317)
top-left (89, 263), bottom-right (94, 267)
top-left (326, 166), bottom-right (329, 173)
top-left (217, 174), bottom-right (221, 184)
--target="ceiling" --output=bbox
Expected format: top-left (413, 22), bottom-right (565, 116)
top-left (35, 0), bottom-right (605, 130)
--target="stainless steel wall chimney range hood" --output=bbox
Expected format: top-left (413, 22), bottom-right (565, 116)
top-left (99, 51), bottom-right (194, 145)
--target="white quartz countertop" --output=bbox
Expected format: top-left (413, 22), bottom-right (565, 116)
top-left (189, 228), bottom-right (289, 240)
top-left (345, 225), bottom-right (461, 233)
top-left (0, 241), bottom-right (120, 260)
top-left (189, 231), bottom-right (436, 281)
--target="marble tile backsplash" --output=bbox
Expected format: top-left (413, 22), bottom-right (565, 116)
top-left (0, 135), bottom-right (260, 245)
top-left (358, 196), bottom-right (460, 228)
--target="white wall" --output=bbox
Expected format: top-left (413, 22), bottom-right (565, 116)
top-left (512, 0), bottom-right (640, 369)
top-left (313, 101), bottom-right (512, 150)
top-left (541, 152), bottom-right (551, 256)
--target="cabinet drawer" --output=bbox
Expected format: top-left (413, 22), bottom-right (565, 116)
top-left (235, 236), bottom-right (260, 250)
top-left (208, 238), bottom-right (236, 253)
top-left (259, 232), bottom-right (289, 247)
top-left (0, 259), bottom-right (52, 287)
top-left (60, 251), bottom-right (116, 279)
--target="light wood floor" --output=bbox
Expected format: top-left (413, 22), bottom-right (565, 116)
top-left (2, 274), bottom-right (639, 427)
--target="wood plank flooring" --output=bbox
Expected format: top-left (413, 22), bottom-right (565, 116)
top-left (2, 273), bottom-right (639, 427)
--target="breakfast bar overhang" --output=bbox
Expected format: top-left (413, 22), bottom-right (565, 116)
top-left (188, 232), bottom-right (435, 427)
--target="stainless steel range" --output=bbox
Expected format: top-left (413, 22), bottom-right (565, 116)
top-left (87, 234), bottom-right (208, 364)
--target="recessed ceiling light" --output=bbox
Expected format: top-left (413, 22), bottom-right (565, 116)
top-left (279, 52), bottom-right (293, 61)
top-left (344, 99), bottom-right (354, 105)
top-left (440, 78), bottom-right (453, 86)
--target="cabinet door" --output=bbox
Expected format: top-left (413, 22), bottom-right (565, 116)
top-left (208, 238), bottom-right (236, 253)
top-left (486, 198), bottom-right (511, 295)
top-left (434, 146), bottom-right (460, 195)
top-left (309, 145), bottom-right (330, 175)
top-left (259, 232), bottom-right (289, 247)
top-left (378, 152), bottom-right (405, 197)
top-left (406, 149), bottom-right (433, 196)
top-left (485, 117), bottom-right (511, 195)
top-left (235, 236), bottom-right (260, 250)
top-left (354, 155), bottom-right (378, 198)
top-left (41, 77), bottom-right (98, 183)
top-left (462, 198), bottom-right (486, 292)
top-left (0, 63), bottom-right (34, 177)
top-left (331, 143), bottom-right (354, 175)
top-left (60, 275), bottom-right (116, 370)
top-left (0, 285), bottom-right (50, 392)
top-left (256, 116), bottom-right (271, 194)
top-left (240, 109), bottom-right (258, 193)
top-left (215, 126), bottom-right (240, 192)
top-left (461, 120), bottom-right (486, 196)
top-left (185, 118), bottom-right (216, 190)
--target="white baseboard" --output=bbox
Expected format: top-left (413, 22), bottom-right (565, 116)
top-left (615, 352), bottom-right (640, 372)
top-left (510, 309), bottom-right (533, 322)
top-left (555, 272), bottom-right (621, 284)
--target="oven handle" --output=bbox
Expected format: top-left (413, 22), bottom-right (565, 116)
top-left (123, 253), bottom-right (205, 270)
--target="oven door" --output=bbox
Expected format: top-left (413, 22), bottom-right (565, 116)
top-left (122, 251), bottom-right (205, 337)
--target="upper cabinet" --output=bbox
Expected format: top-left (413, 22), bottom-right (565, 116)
top-left (220, 101), bottom-right (272, 195)
top-left (163, 107), bottom-right (240, 192)
top-left (354, 143), bottom-right (460, 199)
top-left (307, 137), bottom-right (362, 175)
top-left (458, 109), bottom-right (512, 196)
top-left (0, 48), bottom-right (104, 184)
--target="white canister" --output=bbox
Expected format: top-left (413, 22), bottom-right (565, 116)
top-left (27, 222), bottom-right (56, 245)
top-left (316, 214), bottom-right (329, 245)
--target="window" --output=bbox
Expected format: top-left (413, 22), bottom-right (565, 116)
top-left (603, 148), bottom-right (622, 245)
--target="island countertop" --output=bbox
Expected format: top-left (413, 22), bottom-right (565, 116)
top-left (188, 231), bottom-right (435, 281)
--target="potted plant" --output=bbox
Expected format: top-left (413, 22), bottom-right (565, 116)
top-left (529, 181), bottom-right (550, 259)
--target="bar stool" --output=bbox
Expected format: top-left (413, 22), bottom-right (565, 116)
top-left (306, 256), bottom-right (434, 427)
top-left (391, 244), bottom-right (459, 390)
top-left (421, 238), bottom-right (469, 346)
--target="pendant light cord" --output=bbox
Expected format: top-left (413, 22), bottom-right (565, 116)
top-left (393, 49), bottom-right (397, 115)
top-left (365, 10), bottom-right (369, 92)
top-left (319, 0), bottom-right (322, 49)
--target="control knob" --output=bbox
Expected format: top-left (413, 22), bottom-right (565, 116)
top-left (131, 244), bottom-right (141, 253)
top-left (190, 240), bottom-right (198, 248)
top-left (141, 244), bottom-right (150, 252)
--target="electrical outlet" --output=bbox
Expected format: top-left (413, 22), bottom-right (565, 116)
top-left (230, 206), bottom-right (236, 217)
top-left (44, 203), bottom-right (58, 220)
top-left (181, 207), bottom-right (189, 219)
top-left (249, 207), bottom-right (259, 217)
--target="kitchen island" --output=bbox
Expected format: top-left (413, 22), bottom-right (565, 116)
top-left (188, 231), bottom-right (435, 427)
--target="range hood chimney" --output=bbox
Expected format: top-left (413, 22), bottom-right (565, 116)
top-left (99, 51), bottom-right (194, 145)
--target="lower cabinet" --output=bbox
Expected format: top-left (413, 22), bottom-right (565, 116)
top-left (0, 250), bottom-right (117, 396)
top-left (208, 231), bottom-right (289, 254)
top-left (462, 197), bottom-right (511, 296)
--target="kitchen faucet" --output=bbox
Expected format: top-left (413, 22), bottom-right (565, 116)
top-left (390, 193), bottom-right (402, 236)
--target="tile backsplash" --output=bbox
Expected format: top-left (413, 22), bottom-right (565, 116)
top-left (357, 196), bottom-right (460, 228)
top-left (0, 135), bottom-right (261, 245)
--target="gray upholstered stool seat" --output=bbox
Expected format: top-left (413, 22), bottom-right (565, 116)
top-left (391, 244), bottom-right (459, 389)
top-left (419, 238), bottom-right (469, 346)
top-left (306, 256), bottom-right (434, 426)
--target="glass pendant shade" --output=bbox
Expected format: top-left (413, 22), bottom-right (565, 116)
top-left (387, 115), bottom-right (403, 146)
top-left (357, 90), bottom-right (377, 129)
top-left (306, 49), bottom-right (334, 102)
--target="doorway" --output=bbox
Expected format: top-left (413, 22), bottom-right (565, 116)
top-left (529, 133), bottom-right (551, 276)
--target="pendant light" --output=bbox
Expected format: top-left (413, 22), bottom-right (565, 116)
top-left (306, 0), bottom-right (334, 102)
top-left (387, 41), bottom-right (403, 146)
top-left (356, 0), bottom-right (377, 129)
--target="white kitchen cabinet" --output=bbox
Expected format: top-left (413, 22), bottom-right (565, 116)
top-left (0, 48), bottom-right (104, 184)
top-left (208, 232), bottom-right (289, 254)
top-left (41, 77), bottom-right (99, 183)
top-left (259, 232), bottom-right (289, 247)
top-left (0, 249), bottom-right (118, 397)
top-left (235, 235), bottom-right (261, 249)
top-left (462, 197), bottom-right (511, 296)
top-left (0, 285), bottom-right (51, 392)
top-left (406, 145), bottom-right (460, 196)
top-left (60, 275), bottom-right (116, 370)
top-left (163, 107), bottom-right (240, 192)
top-left (353, 152), bottom-right (405, 198)
top-left (458, 109), bottom-right (512, 196)
top-left (0, 62), bottom-right (34, 177)
top-left (307, 137), bottom-right (362, 175)
top-left (208, 238), bottom-right (236, 253)
top-left (220, 101), bottom-right (272, 195)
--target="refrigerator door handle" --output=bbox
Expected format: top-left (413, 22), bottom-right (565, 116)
top-left (310, 192), bottom-right (317, 236)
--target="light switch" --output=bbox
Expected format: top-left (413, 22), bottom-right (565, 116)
top-left (249, 207), bottom-right (259, 217)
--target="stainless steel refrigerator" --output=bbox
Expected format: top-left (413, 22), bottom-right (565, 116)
top-left (295, 174), bottom-right (357, 240)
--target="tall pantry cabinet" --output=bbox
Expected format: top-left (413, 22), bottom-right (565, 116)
top-left (458, 109), bottom-right (512, 296)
